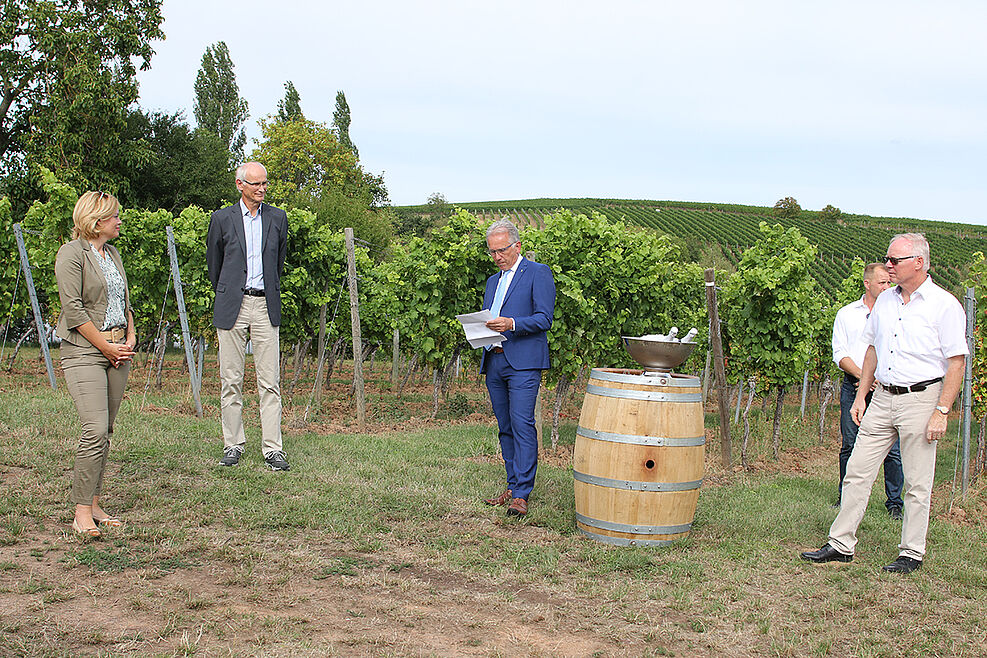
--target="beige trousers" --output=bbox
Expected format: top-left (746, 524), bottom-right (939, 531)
top-left (61, 341), bottom-right (130, 505)
top-left (217, 295), bottom-right (282, 455)
top-left (829, 383), bottom-right (940, 561)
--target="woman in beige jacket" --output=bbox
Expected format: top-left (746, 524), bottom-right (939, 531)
top-left (54, 192), bottom-right (136, 538)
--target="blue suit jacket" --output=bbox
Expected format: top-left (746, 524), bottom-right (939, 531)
top-left (480, 257), bottom-right (556, 373)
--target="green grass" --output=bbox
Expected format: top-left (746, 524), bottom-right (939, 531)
top-left (0, 355), bottom-right (985, 655)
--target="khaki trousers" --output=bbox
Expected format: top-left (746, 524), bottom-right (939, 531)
top-left (217, 295), bottom-right (282, 455)
top-left (829, 383), bottom-right (940, 561)
top-left (61, 341), bottom-right (130, 505)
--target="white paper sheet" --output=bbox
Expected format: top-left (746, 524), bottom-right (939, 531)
top-left (455, 310), bottom-right (505, 348)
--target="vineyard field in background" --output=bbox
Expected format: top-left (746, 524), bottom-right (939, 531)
top-left (397, 198), bottom-right (987, 299)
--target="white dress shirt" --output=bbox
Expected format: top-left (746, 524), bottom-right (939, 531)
top-left (832, 296), bottom-right (870, 371)
top-left (860, 276), bottom-right (968, 386)
top-left (240, 200), bottom-right (265, 290)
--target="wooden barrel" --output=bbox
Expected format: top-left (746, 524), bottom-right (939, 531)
top-left (573, 368), bottom-right (705, 546)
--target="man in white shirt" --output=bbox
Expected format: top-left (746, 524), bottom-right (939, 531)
top-left (802, 233), bottom-right (967, 574)
top-left (831, 263), bottom-right (902, 518)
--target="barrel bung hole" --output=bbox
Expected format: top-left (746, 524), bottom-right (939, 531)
top-left (645, 459), bottom-right (655, 469)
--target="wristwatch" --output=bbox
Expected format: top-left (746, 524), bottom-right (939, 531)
top-left (935, 405), bottom-right (950, 415)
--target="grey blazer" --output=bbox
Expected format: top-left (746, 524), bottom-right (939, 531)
top-left (205, 202), bottom-right (288, 330)
top-left (54, 239), bottom-right (132, 347)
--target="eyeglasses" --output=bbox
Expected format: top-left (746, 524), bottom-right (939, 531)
top-left (885, 255), bottom-right (917, 266)
top-left (240, 179), bottom-right (269, 188)
top-left (486, 242), bottom-right (517, 256)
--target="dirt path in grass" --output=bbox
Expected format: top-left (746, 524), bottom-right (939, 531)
top-left (0, 520), bottom-right (675, 657)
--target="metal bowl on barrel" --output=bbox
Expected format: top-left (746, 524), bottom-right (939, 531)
top-left (573, 332), bottom-right (705, 546)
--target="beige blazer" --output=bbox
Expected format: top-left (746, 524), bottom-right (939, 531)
top-left (54, 239), bottom-right (132, 347)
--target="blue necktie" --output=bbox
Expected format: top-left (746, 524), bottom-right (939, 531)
top-left (485, 271), bottom-right (510, 352)
top-left (491, 270), bottom-right (510, 318)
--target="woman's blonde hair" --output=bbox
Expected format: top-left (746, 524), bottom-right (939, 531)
top-left (72, 191), bottom-right (120, 241)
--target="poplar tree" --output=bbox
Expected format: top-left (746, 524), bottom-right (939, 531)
top-left (193, 41), bottom-right (249, 163)
top-left (277, 81), bottom-right (303, 123)
top-left (332, 90), bottom-right (358, 159)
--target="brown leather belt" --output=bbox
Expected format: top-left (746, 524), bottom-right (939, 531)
top-left (99, 326), bottom-right (127, 343)
top-left (491, 346), bottom-right (504, 353)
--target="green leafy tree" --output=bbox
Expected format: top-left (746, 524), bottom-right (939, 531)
top-left (820, 204), bottom-right (842, 222)
top-left (250, 118), bottom-right (365, 207)
top-left (0, 0), bottom-right (164, 202)
top-left (332, 90), bottom-right (357, 159)
top-left (121, 110), bottom-right (232, 214)
top-left (277, 81), bottom-right (303, 123)
top-left (296, 189), bottom-right (392, 259)
top-left (193, 41), bottom-right (248, 163)
top-left (722, 221), bottom-right (823, 458)
top-left (773, 196), bottom-right (802, 219)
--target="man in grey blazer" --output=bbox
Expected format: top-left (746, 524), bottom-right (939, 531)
top-left (206, 161), bottom-right (290, 470)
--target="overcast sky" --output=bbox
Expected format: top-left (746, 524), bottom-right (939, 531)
top-left (136, 0), bottom-right (987, 224)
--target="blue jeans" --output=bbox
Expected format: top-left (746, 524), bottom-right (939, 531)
top-left (839, 377), bottom-right (903, 511)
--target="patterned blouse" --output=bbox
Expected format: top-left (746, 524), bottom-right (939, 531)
top-left (91, 245), bottom-right (127, 330)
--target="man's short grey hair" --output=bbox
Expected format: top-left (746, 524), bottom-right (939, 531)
top-left (891, 233), bottom-right (930, 272)
top-left (486, 218), bottom-right (520, 243)
top-left (235, 161), bottom-right (267, 184)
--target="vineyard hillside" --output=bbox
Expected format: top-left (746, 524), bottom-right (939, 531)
top-left (395, 198), bottom-right (987, 298)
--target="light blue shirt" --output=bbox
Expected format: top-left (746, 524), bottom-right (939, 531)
top-left (488, 258), bottom-right (520, 347)
top-left (240, 200), bottom-right (265, 290)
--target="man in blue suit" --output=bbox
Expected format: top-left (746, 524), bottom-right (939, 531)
top-left (480, 219), bottom-right (556, 517)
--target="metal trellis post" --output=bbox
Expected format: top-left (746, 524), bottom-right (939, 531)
top-left (962, 288), bottom-right (974, 495)
top-left (165, 226), bottom-right (203, 418)
top-left (13, 223), bottom-right (56, 389)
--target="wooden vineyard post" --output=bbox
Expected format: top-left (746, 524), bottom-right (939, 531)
top-left (345, 228), bottom-right (366, 431)
top-left (165, 226), bottom-right (203, 417)
top-left (12, 224), bottom-right (56, 389)
top-left (704, 268), bottom-right (732, 467)
top-left (391, 328), bottom-right (400, 387)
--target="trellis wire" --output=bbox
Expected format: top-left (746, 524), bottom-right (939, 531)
top-left (0, 263), bottom-right (22, 366)
top-left (302, 276), bottom-right (348, 421)
top-left (139, 281), bottom-right (172, 411)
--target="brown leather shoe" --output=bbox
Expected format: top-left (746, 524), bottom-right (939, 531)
top-left (506, 498), bottom-right (528, 517)
top-left (484, 489), bottom-right (513, 506)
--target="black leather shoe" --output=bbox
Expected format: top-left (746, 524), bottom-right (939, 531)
top-left (888, 506), bottom-right (903, 521)
top-left (800, 544), bottom-right (853, 563)
top-left (882, 556), bottom-right (921, 573)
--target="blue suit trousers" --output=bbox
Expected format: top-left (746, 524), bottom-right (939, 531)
top-left (485, 351), bottom-right (542, 501)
